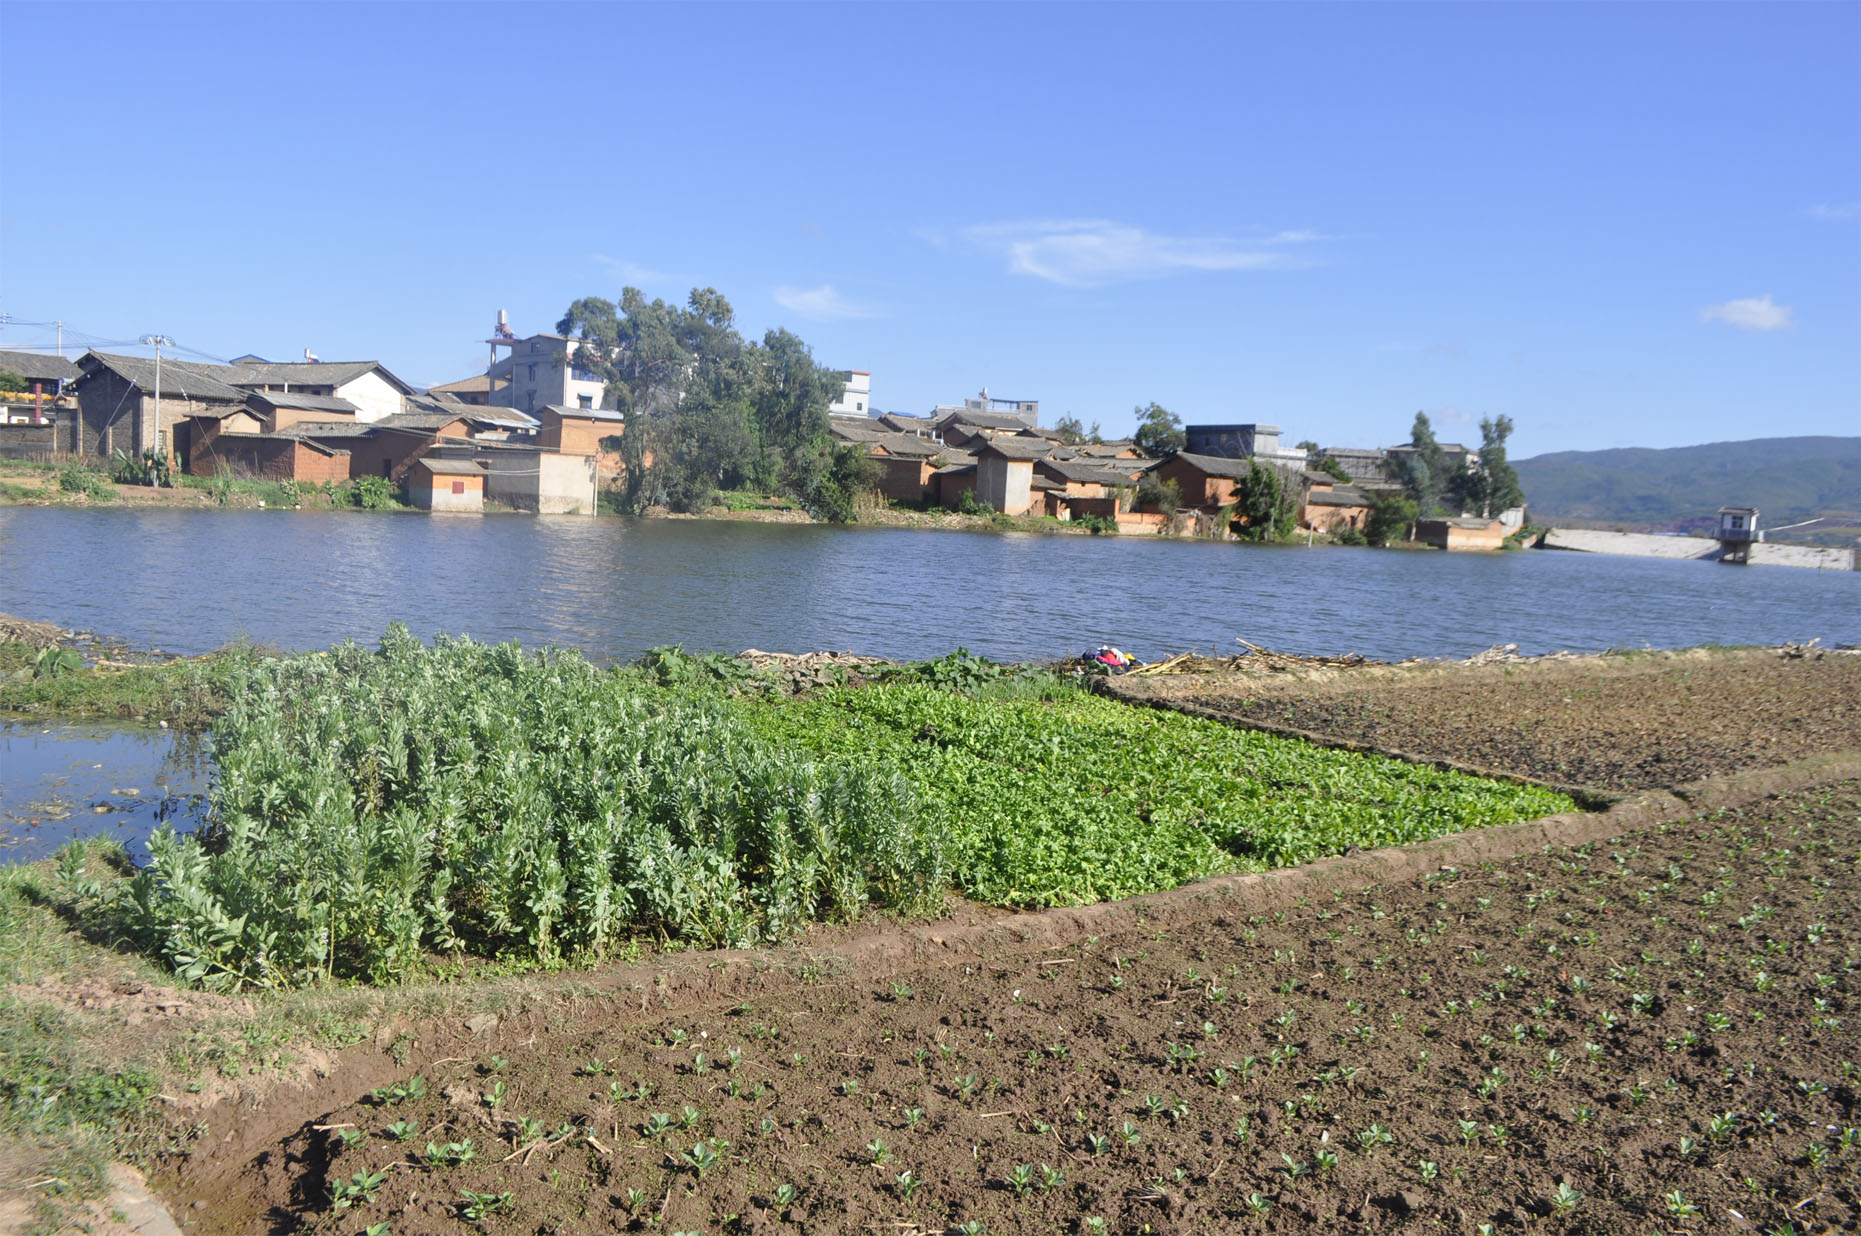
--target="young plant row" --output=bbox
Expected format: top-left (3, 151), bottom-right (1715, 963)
top-left (739, 683), bottom-right (1574, 906)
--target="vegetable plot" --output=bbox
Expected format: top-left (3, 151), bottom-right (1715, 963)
top-left (115, 633), bottom-right (1570, 988)
top-left (741, 685), bottom-right (1573, 907)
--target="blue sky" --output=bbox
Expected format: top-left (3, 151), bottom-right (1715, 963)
top-left (2, 1), bottom-right (1855, 458)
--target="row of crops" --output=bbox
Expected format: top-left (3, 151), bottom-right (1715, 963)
top-left (112, 629), bottom-right (1571, 989)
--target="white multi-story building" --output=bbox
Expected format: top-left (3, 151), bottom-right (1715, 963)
top-left (829, 370), bottom-right (872, 417)
top-left (488, 333), bottom-right (606, 415)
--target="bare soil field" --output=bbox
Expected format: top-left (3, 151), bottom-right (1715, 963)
top-left (8, 648), bottom-right (1859, 1236)
top-left (1101, 647), bottom-right (1861, 794)
top-left (163, 779), bottom-right (1859, 1236)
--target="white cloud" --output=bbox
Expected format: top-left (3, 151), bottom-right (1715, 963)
top-left (1807, 201), bottom-right (1861, 222)
top-left (773, 284), bottom-right (880, 321)
top-left (593, 254), bottom-right (671, 285)
top-left (964, 219), bottom-right (1305, 287)
top-left (1700, 294), bottom-right (1796, 332)
top-left (1428, 405), bottom-right (1474, 425)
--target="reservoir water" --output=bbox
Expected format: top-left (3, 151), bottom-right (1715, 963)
top-left (2, 507), bottom-right (1855, 663)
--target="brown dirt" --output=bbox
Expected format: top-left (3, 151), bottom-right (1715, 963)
top-left (37, 648), bottom-right (1861, 1236)
top-left (1100, 647), bottom-right (1861, 794)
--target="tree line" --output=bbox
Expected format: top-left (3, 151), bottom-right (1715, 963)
top-left (556, 288), bottom-right (872, 520)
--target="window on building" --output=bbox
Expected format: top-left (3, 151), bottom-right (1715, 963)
top-left (528, 363), bottom-right (537, 381)
top-left (856, 401), bottom-right (864, 412)
top-left (578, 394), bottom-right (594, 409)
top-left (531, 341), bottom-right (541, 354)
top-left (452, 480), bottom-right (465, 495)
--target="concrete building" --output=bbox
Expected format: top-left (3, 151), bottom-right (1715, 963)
top-left (487, 333), bottom-right (605, 415)
top-left (1184, 423), bottom-right (1308, 466)
top-left (829, 370), bottom-right (872, 417)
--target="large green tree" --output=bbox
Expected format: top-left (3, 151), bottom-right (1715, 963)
top-left (557, 287), bottom-right (859, 518)
top-left (1388, 411), bottom-right (1470, 516)
top-left (0, 368), bottom-right (27, 394)
top-left (1132, 402), bottom-right (1184, 458)
top-left (1234, 461), bottom-right (1296, 541)
top-left (1468, 414), bottom-right (1525, 516)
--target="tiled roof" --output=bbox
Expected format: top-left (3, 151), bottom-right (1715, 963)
top-left (375, 410), bottom-right (470, 432)
top-left (246, 390), bottom-right (359, 415)
top-left (540, 403), bottom-right (623, 422)
top-left (971, 436), bottom-right (1052, 462)
top-left (229, 360), bottom-right (411, 393)
top-left (272, 421), bottom-right (378, 439)
top-left (1037, 458), bottom-right (1134, 486)
top-left (868, 433), bottom-right (946, 459)
top-left (1166, 450), bottom-right (1255, 479)
top-left (414, 458), bottom-right (486, 476)
top-left (77, 352), bottom-right (248, 402)
top-left (934, 409), bottom-right (1029, 431)
top-left (0, 350), bottom-right (81, 384)
top-left (1305, 488), bottom-right (1371, 507)
top-left (430, 374), bottom-right (500, 394)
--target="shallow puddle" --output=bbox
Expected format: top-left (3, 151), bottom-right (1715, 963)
top-left (0, 721), bottom-right (213, 863)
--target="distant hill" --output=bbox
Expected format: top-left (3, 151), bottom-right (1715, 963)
top-left (1514, 437), bottom-right (1861, 532)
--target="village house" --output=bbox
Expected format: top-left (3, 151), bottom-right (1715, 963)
top-left (1033, 457), bottom-right (1133, 520)
top-left (0, 350), bottom-right (80, 425)
top-left (865, 434), bottom-right (956, 504)
top-left (932, 461), bottom-right (978, 509)
top-left (70, 352), bottom-right (249, 461)
top-left (228, 359), bottom-right (413, 423)
top-left (1151, 451), bottom-right (1251, 509)
top-left (1298, 483), bottom-right (1373, 534)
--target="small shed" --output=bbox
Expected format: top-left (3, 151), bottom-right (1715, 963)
top-left (1415, 515), bottom-right (1507, 551)
top-left (409, 457), bottom-right (486, 512)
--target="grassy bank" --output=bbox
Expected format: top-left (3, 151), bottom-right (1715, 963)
top-left (0, 640), bottom-right (246, 725)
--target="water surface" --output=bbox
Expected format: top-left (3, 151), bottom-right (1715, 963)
top-left (1, 507), bottom-right (1855, 663)
top-left (0, 721), bottom-right (211, 863)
